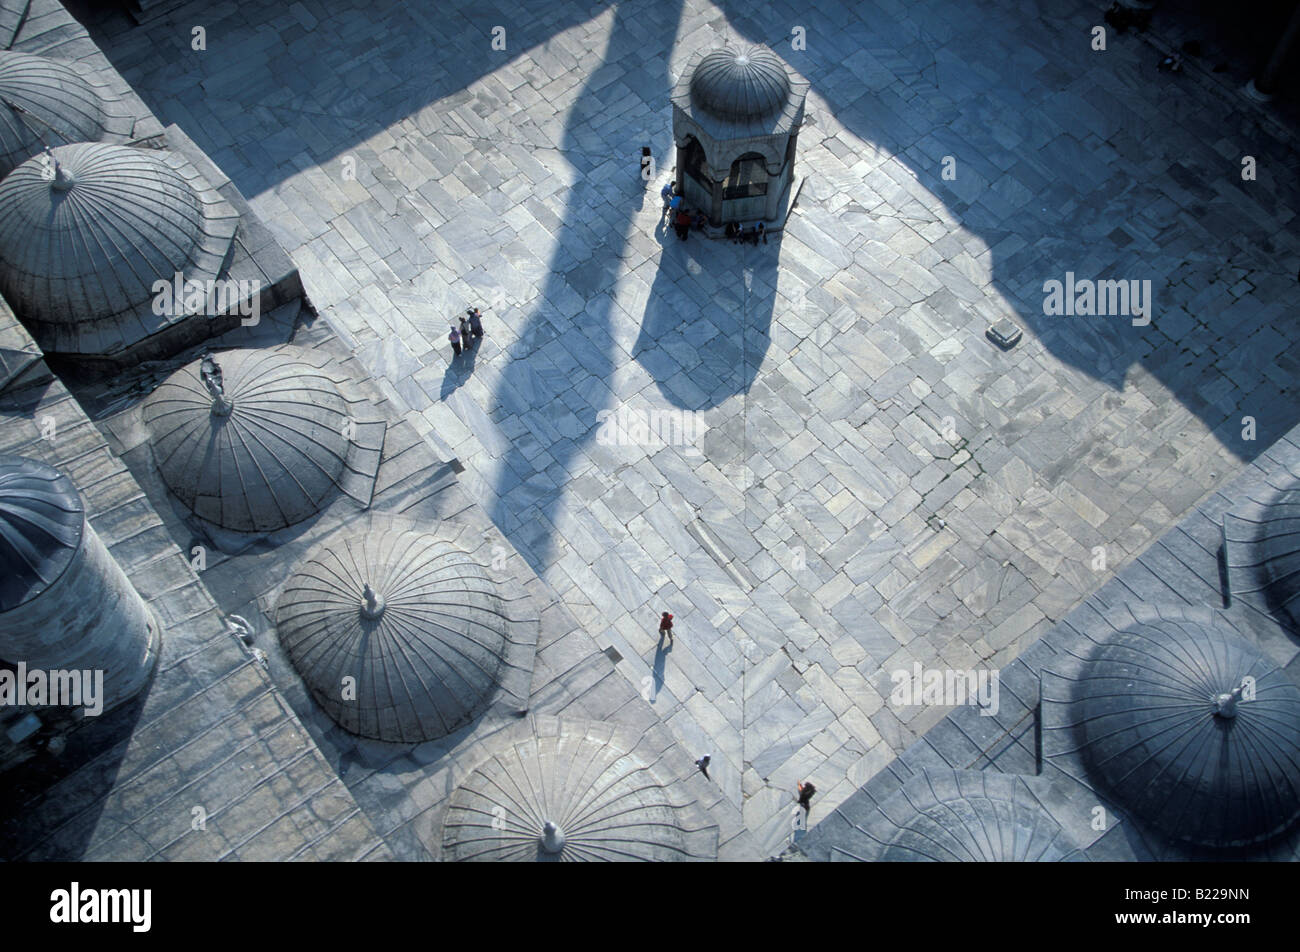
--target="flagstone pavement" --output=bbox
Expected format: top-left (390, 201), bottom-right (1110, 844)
top-left (82, 0), bottom-right (1300, 856)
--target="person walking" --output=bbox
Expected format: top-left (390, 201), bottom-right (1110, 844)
top-left (674, 208), bottom-right (691, 241)
top-left (756, 221), bottom-right (767, 244)
top-left (467, 307), bottom-right (484, 343)
top-left (660, 180), bottom-right (674, 218)
top-left (448, 324), bottom-right (462, 357)
top-left (658, 611), bottom-right (674, 641)
top-left (459, 314), bottom-right (473, 347)
top-left (695, 755), bottom-right (711, 780)
top-left (796, 780), bottom-right (816, 814)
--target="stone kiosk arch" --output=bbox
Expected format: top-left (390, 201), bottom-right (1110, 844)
top-left (670, 45), bottom-right (808, 227)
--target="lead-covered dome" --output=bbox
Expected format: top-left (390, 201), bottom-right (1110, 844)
top-left (878, 772), bottom-right (1081, 862)
top-left (275, 524), bottom-right (522, 743)
top-left (1061, 616), bottom-right (1300, 848)
top-left (440, 716), bottom-right (718, 861)
top-left (0, 454), bottom-right (83, 613)
top-left (142, 348), bottom-right (355, 533)
top-left (807, 769), bottom-right (1083, 862)
top-left (0, 52), bottom-right (107, 177)
top-left (0, 142), bottom-right (233, 332)
top-left (689, 46), bottom-right (791, 122)
top-left (1225, 480), bottom-right (1300, 631)
top-left (671, 44), bottom-right (807, 165)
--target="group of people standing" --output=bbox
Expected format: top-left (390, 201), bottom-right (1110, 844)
top-left (725, 220), bottom-right (766, 245)
top-left (448, 307), bottom-right (484, 357)
top-left (660, 181), bottom-right (768, 244)
top-left (660, 181), bottom-right (707, 241)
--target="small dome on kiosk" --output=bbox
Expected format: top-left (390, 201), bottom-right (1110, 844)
top-left (689, 46), bottom-right (792, 122)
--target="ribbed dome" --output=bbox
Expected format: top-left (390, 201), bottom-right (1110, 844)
top-left (689, 46), bottom-right (791, 122)
top-left (879, 773), bottom-right (1080, 862)
top-left (1224, 482), bottom-right (1300, 631)
top-left (142, 348), bottom-right (353, 533)
top-left (1064, 617), bottom-right (1300, 847)
top-left (276, 525), bottom-right (514, 743)
top-left (441, 716), bottom-right (718, 861)
top-left (0, 142), bottom-right (219, 327)
top-left (0, 454), bottom-right (83, 613)
top-left (0, 52), bottom-right (107, 177)
top-left (813, 770), bottom-right (1083, 862)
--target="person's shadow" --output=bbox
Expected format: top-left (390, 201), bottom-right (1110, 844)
top-left (650, 630), bottom-right (673, 703)
top-left (439, 336), bottom-right (479, 400)
top-left (655, 205), bottom-right (672, 243)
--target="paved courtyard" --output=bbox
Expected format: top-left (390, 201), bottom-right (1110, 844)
top-left (82, 0), bottom-right (1300, 855)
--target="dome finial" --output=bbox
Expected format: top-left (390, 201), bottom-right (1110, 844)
top-left (50, 158), bottom-right (74, 191)
top-left (200, 353), bottom-right (233, 416)
top-left (43, 146), bottom-right (74, 191)
top-left (1213, 681), bottom-right (1247, 719)
top-left (540, 820), bottom-right (566, 854)
top-left (359, 582), bottom-right (386, 620)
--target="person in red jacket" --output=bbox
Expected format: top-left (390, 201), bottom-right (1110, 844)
top-left (658, 611), bottom-right (674, 641)
top-left (796, 780), bottom-right (816, 814)
top-left (674, 208), bottom-right (692, 241)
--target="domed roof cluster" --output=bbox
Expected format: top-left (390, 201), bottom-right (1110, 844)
top-left (0, 454), bottom-right (83, 613)
top-left (818, 769), bottom-right (1084, 862)
top-left (275, 523), bottom-right (532, 743)
top-left (1224, 476), bottom-right (1300, 632)
top-left (0, 51), bottom-right (131, 177)
top-left (689, 46), bottom-right (792, 122)
top-left (1046, 612), bottom-right (1300, 848)
top-left (440, 716), bottom-right (718, 861)
top-left (141, 348), bottom-right (375, 534)
top-left (0, 49), bottom-right (242, 362)
top-left (0, 142), bottom-right (235, 350)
